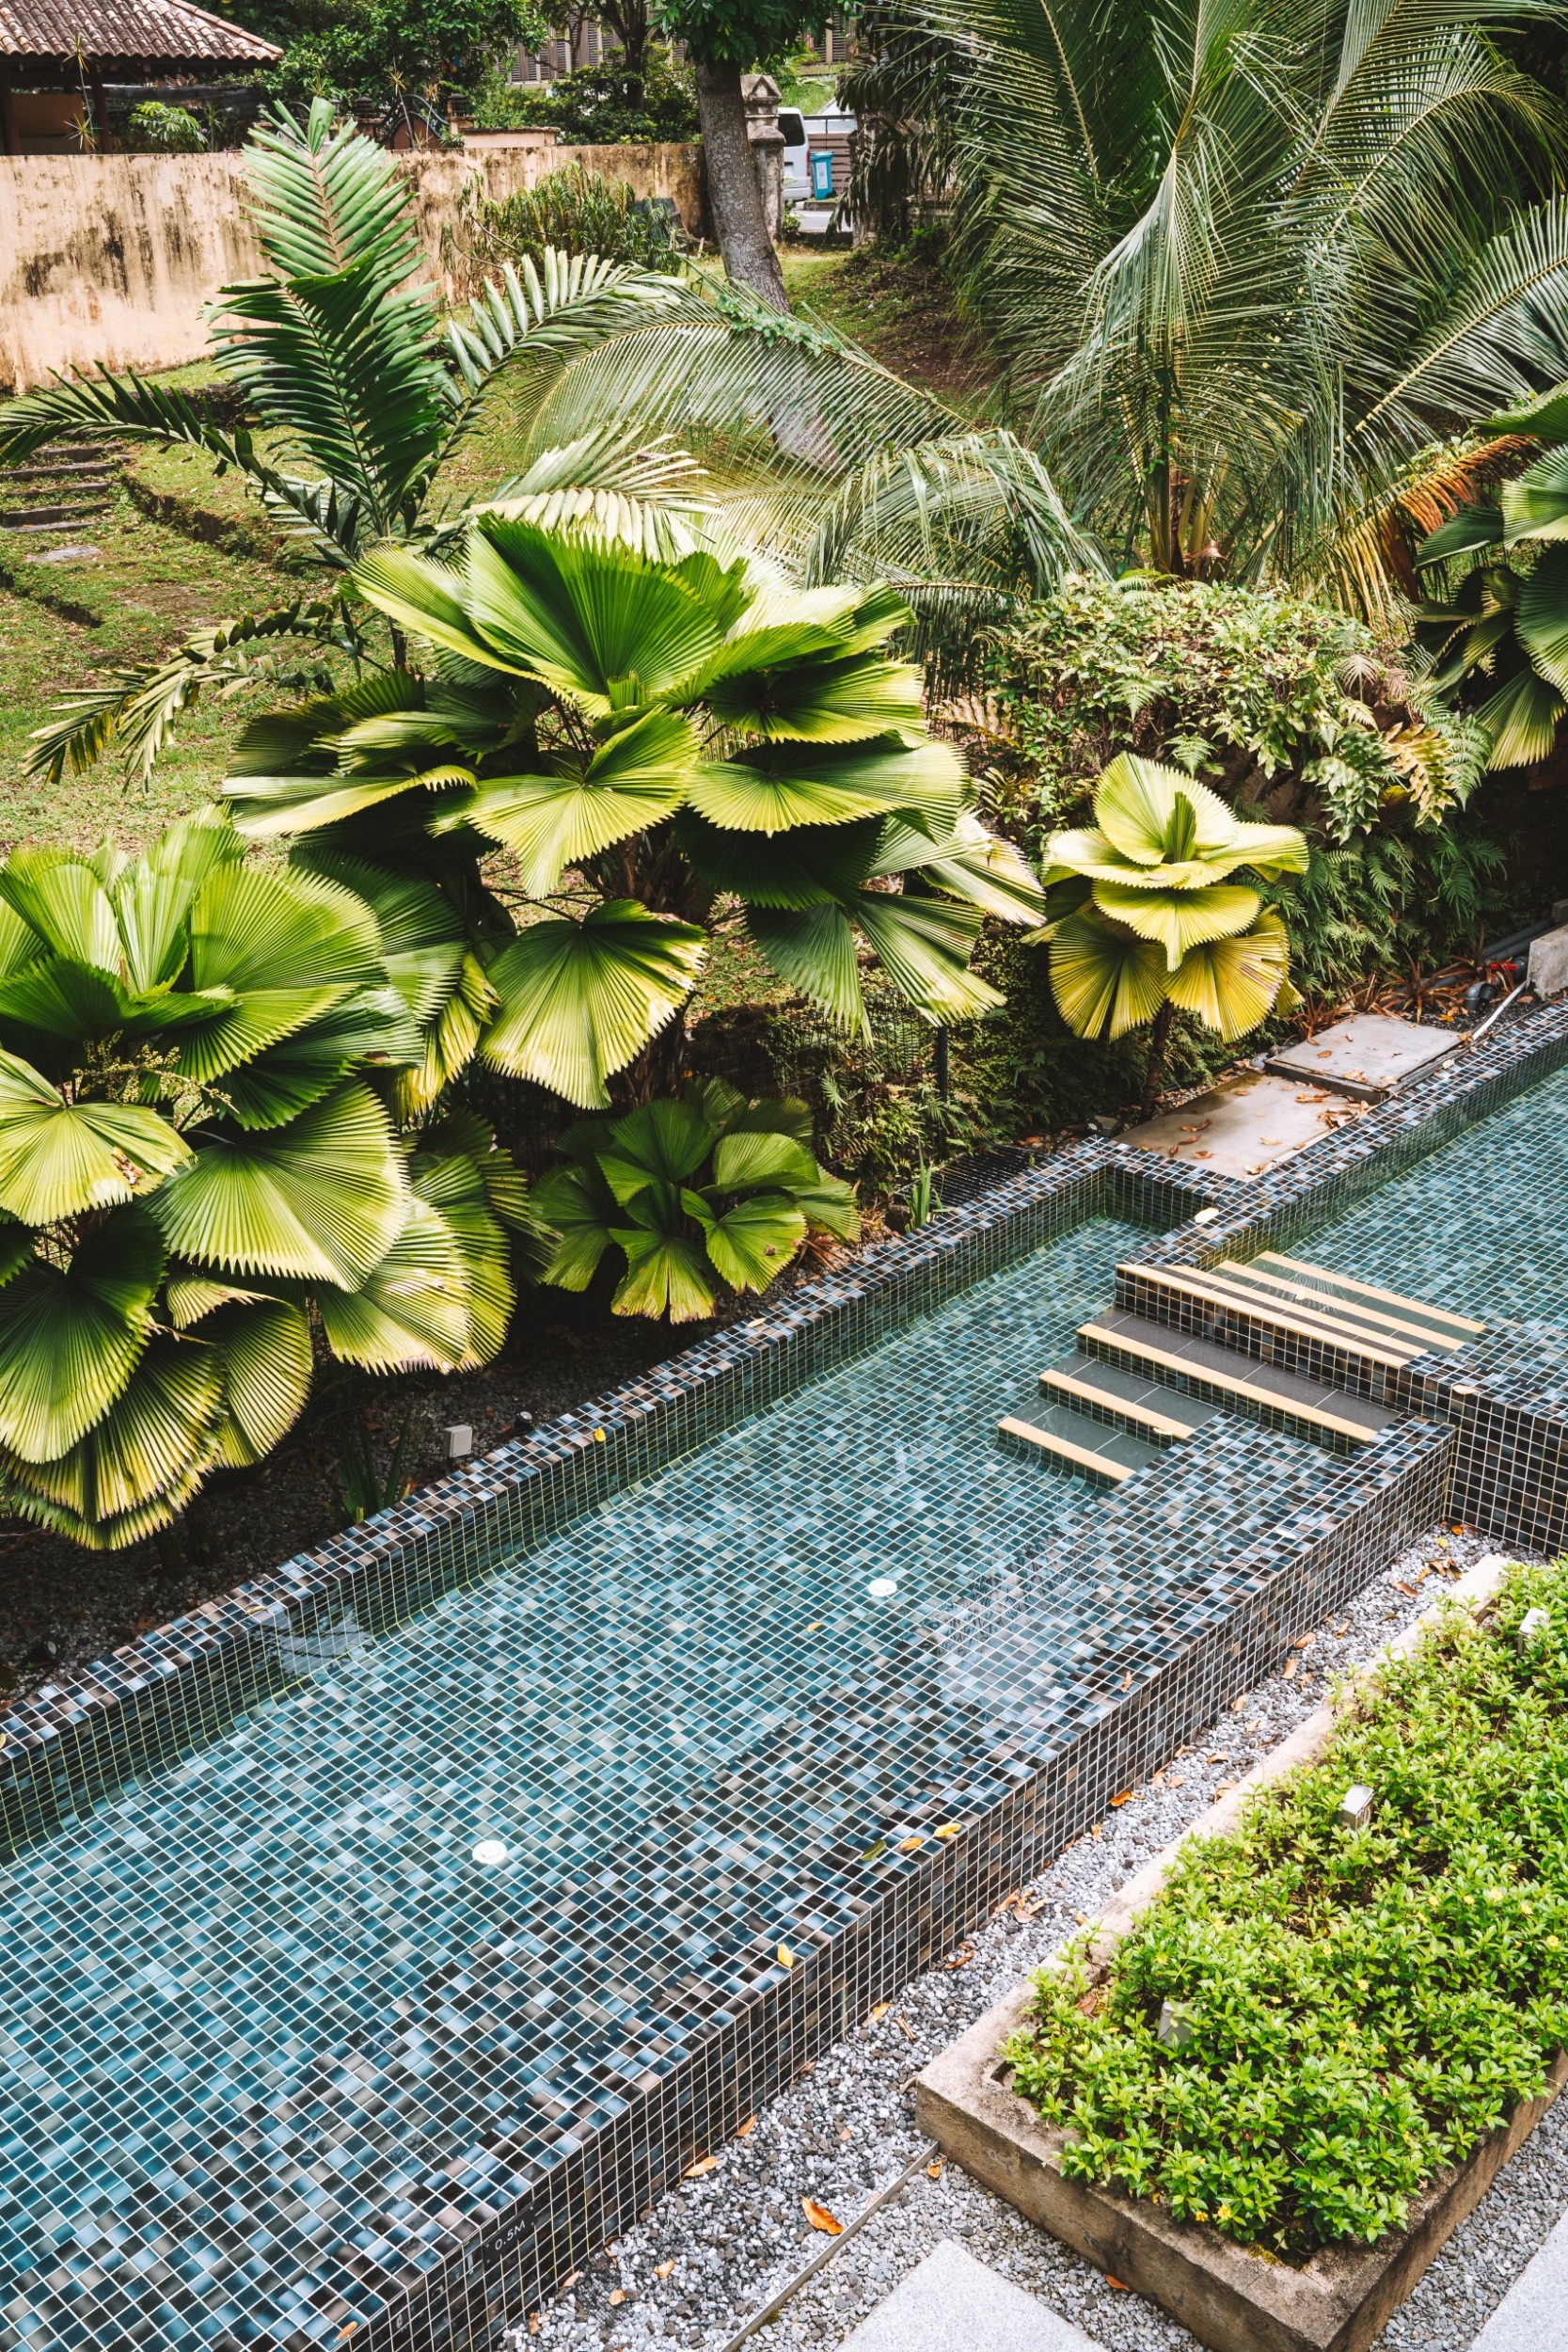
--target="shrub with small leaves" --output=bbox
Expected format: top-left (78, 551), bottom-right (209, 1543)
top-left (1006, 1559), bottom-right (1568, 2261)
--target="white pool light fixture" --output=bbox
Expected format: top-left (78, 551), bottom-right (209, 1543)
top-left (471, 1838), bottom-right (510, 1866)
top-left (867, 1577), bottom-right (898, 1597)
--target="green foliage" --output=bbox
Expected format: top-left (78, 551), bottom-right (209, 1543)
top-left (122, 101), bottom-right (207, 153)
top-left (223, 522), bottom-right (1042, 1105)
top-left (227, 0), bottom-right (549, 107)
top-left (1418, 379), bottom-right (1568, 771)
top-left (534, 1079), bottom-right (856, 1318)
top-left (1006, 1559), bottom-right (1568, 2260)
top-left (757, 999), bottom-right (984, 1196)
top-left (0, 813), bottom-right (546, 1549)
top-left (477, 48), bottom-right (699, 141)
top-left (1034, 756), bottom-right (1306, 1112)
top-left (651, 0), bottom-right (824, 71)
top-left (450, 162), bottom-right (683, 278)
top-left (983, 576), bottom-right (1486, 854)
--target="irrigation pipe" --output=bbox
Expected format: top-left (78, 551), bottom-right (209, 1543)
top-left (1468, 981), bottom-right (1528, 1043)
top-left (714, 2139), bottom-right (942, 2350)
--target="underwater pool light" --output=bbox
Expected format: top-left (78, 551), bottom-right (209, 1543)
top-left (471, 1839), bottom-right (510, 1866)
top-left (867, 1578), bottom-right (898, 1598)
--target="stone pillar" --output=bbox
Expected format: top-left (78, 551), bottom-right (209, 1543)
top-left (741, 71), bottom-right (784, 239)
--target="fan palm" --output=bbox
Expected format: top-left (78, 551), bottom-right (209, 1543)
top-left (1416, 380), bottom-right (1568, 768)
top-left (535, 1080), bottom-right (858, 1319)
top-left (1035, 755), bottom-right (1308, 1110)
top-left (0, 813), bottom-right (544, 1549)
top-left (223, 518), bottom-right (1047, 1106)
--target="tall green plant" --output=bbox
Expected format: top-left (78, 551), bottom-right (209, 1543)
top-left (0, 814), bottom-right (544, 1548)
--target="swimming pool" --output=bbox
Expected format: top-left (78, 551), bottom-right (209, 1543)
top-left (8, 1008), bottom-right (1568, 2352)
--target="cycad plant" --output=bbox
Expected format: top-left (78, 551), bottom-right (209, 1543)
top-left (1036, 755), bottom-right (1308, 1112)
top-left (536, 1081), bottom-right (858, 1319)
top-left (0, 814), bottom-right (544, 1548)
top-left (1416, 381), bottom-right (1568, 769)
top-left (224, 517), bottom-right (1046, 1106)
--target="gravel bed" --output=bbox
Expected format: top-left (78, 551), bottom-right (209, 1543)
top-left (515, 1526), bottom-right (1565, 2352)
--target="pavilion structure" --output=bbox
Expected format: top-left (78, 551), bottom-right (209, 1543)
top-left (0, 0), bottom-right (277, 153)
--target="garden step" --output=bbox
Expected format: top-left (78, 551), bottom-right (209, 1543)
top-left (1036, 1354), bottom-right (1222, 1445)
top-left (1078, 1309), bottom-right (1397, 1452)
top-left (6, 461), bottom-right (117, 485)
top-left (1117, 1258), bottom-right (1433, 1368)
top-left (996, 1400), bottom-right (1163, 1487)
top-left (1232, 1250), bottom-right (1484, 1348)
top-left (0, 502), bottom-right (112, 529)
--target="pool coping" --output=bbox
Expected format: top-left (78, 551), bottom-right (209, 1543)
top-left (8, 1002), bottom-right (1568, 2351)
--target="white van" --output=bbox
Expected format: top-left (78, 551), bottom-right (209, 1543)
top-left (780, 102), bottom-right (855, 220)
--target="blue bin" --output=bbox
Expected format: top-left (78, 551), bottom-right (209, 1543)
top-left (809, 150), bottom-right (834, 200)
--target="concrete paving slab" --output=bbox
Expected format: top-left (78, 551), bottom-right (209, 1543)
top-left (1264, 1012), bottom-right (1460, 1099)
top-left (838, 2240), bottom-right (1105, 2352)
top-left (1467, 2206), bottom-right (1568, 2350)
top-left (1121, 1072), bottom-right (1366, 1179)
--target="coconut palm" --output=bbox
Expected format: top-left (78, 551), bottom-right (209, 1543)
top-left (535, 1080), bottom-right (858, 1319)
top-left (740, 0), bottom-right (1568, 610)
top-left (223, 517), bottom-right (1047, 1106)
top-left (0, 813), bottom-right (544, 1549)
top-left (1035, 755), bottom-right (1308, 1111)
top-left (1416, 381), bottom-right (1568, 768)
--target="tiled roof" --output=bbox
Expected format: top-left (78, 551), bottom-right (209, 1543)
top-left (0, 0), bottom-right (278, 67)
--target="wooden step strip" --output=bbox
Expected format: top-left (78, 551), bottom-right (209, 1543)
top-left (1216, 1259), bottom-right (1466, 1351)
top-left (1117, 1263), bottom-right (1416, 1369)
top-left (1078, 1324), bottom-right (1383, 1444)
top-left (1257, 1250), bottom-right (1485, 1335)
top-left (996, 1414), bottom-right (1136, 1482)
top-left (1194, 1265), bottom-right (1444, 1356)
top-left (1037, 1367), bottom-right (1200, 1440)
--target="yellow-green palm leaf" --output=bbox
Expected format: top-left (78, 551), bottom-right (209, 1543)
top-left (1093, 880), bottom-right (1263, 969)
top-left (483, 899), bottom-right (705, 1106)
top-left (1046, 908), bottom-right (1168, 1039)
top-left (0, 1051), bottom-right (189, 1223)
top-left (1165, 908), bottom-right (1293, 1039)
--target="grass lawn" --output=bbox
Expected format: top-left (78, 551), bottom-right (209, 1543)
top-left (780, 244), bottom-right (999, 412)
top-left (0, 485), bottom-right (298, 855)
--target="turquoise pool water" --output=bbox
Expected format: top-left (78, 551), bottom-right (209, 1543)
top-left (8, 1213), bottom-right (1209, 2351)
top-left (1301, 1059), bottom-right (1568, 1330)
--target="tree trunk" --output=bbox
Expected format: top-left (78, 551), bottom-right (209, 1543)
top-left (695, 58), bottom-right (788, 312)
top-left (1140, 998), bottom-right (1176, 1117)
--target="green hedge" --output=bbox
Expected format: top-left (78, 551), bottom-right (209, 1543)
top-left (1006, 1559), bottom-right (1568, 2259)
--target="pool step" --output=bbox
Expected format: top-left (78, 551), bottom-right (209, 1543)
top-left (1080, 1309), bottom-right (1398, 1453)
top-left (1117, 1254), bottom-right (1481, 1376)
top-left (1036, 1354), bottom-right (1225, 1446)
top-left (996, 1400), bottom-right (1164, 1487)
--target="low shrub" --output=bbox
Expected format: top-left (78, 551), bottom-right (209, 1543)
top-left (1006, 1559), bottom-right (1568, 2260)
top-left (449, 159), bottom-right (682, 278)
top-left (122, 100), bottom-right (207, 152)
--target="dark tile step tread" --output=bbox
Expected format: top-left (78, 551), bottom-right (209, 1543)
top-left (997, 1403), bottom-right (1163, 1483)
top-left (1119, 1260), bottom-right (1426, 1365)
top-left (1083, 1310), bottom-right (1397, 1435)
top-left (1248, 1250), bottom-right (1485, 1339)
top-left (1037, 1354), bottom-right (1223, 1438)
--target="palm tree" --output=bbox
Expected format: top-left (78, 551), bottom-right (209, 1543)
top-left (1036, 754), bottom-right (1307, 1111)
top-left (223, 517), bottom-right (1047, 1105)
top-left (727, 0), bottom-right (1568, 608)
top-left (0, 813), bottom-right (545, 1548)
top-left (1416, 379), bottom-right (1568, 768)
top-left (535, 1080), bottom-right (859, 1319)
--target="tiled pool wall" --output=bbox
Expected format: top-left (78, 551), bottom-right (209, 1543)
top-left (6, 1005), bottom-right (1568, 2352)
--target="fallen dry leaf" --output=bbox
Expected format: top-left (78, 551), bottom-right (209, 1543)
top-left (655, 2262), bottom-right (676, 2280)
top-left (684, 2155), bottom-right (718, 2179)
top-left (1107, 2275), bottom-right (1132, 2291)
top-left (839, 2124), bottom-right (853, 2142)
top-left (1215, 1780), bottom-right (1237, 1794)
top-left (869, 2000), bottom-right (892, 2020)
top-left (802, 2198), bottom-right (844, 2236)
top-left (1282, 1660), bottom-right (1298, 1679)
top-left (529, 2317), bottom-right (542, 2337)
top-left (898, 1836), bottom-right (924, 1852)
top-left (1119, 1671), bottom-right (1132, 1691)
top-left (609, 2290), bottom-right (626, 2308)
top-left (934, 1822), bottom-right (961, 1840)
top-left (895, 2014), bottom-right (917, 2042)
top-left (1231, 1692), bottom-right (1249, 1712)
top-left (1110, 1790), bottom-right (1132, 1808)
top-left (776, 1944), bottom-right (797, 1968)
top-left (737, 2114), bottom-right (757, 2137)
top-left (927, 2158), bottom-right (943, 2179)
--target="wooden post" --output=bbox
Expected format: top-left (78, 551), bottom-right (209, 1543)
top-left (87, 59), bottom-right (110, 151)
top-left (0, 57), bottom-right (18, 155)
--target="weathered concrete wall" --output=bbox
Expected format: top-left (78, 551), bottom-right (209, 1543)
top-left (0, 141), bottom-right (705, 393)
